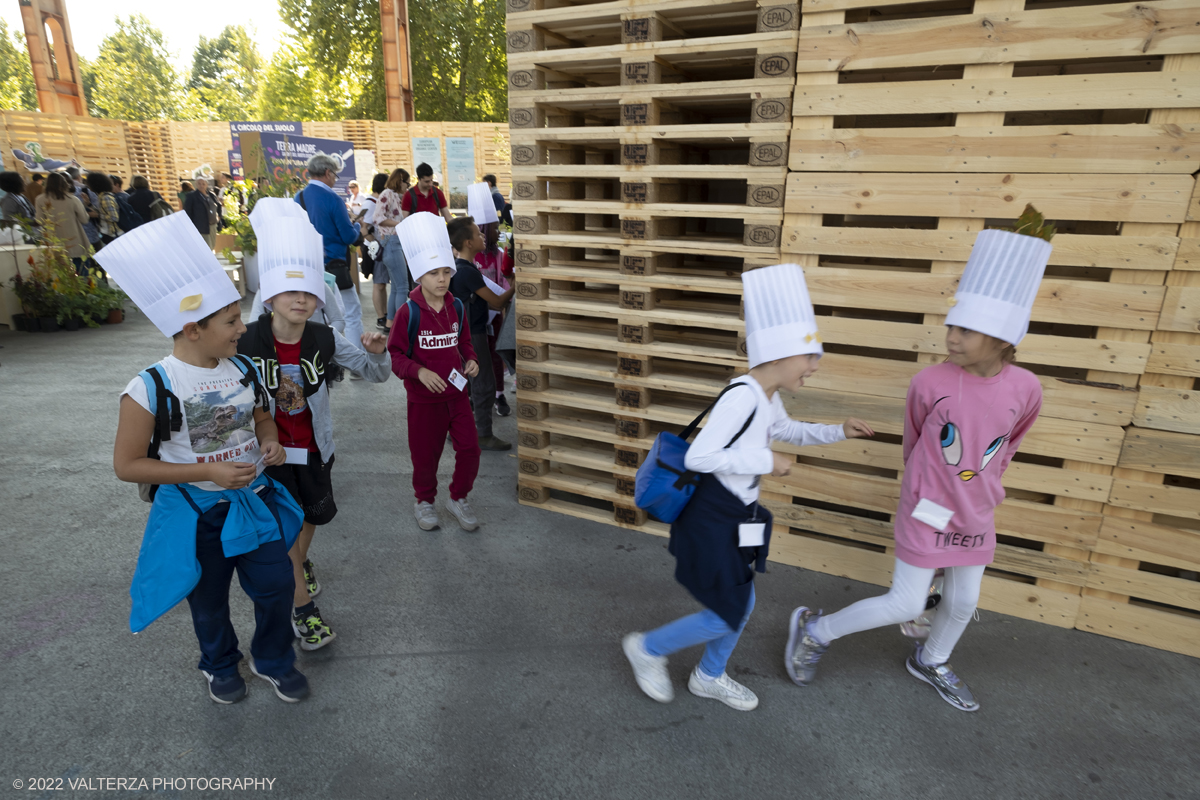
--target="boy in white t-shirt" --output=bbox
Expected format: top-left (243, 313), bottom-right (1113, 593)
top-left (102, 213), bottom-right (310, 705)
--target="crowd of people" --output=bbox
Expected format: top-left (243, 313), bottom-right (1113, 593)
top-left (0, 166), bottom-right (172, 276)
top-left (78, 148), bottom-right (1053, 716)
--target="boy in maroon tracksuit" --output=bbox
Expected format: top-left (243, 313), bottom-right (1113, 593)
top-left (386, 212), bottom-right (483, 532)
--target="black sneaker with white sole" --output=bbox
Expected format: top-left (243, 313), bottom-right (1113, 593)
top-left (249, 660), bottom-right (309, 703)
top-left (202, 670), bottom-right (247, 704)
top-left (495, 394), bottom-right (512, 416)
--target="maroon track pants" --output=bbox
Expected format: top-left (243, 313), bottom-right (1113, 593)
top-left (407, 394), bottom-right (481, 503)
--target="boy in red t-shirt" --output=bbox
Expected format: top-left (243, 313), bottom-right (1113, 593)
top-left (386, 212), bottom-right (483, 532)
top-left (400, 162), bottom-right (452, 223)
top-left (238, 200), bottom-right (391, 653)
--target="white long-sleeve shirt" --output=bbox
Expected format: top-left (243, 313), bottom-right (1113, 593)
top-left (683, 375), bottom-right (845, 505)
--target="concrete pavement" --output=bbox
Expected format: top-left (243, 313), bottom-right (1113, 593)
top-left (1, 294), bottom-right (1197, 800)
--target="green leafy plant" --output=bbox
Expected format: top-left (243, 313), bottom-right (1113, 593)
top-left (1004, 204), bottom-right (1056, 243)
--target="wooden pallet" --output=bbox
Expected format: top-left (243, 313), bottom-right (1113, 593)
top-left (507, 0), bottom-right (797, 52)
top-left (166, 121), bottom-right (233, 180)
top-left (780, 0), bottom-right (1200, 655)
top-left (122, 121), bottom-right (174, 197)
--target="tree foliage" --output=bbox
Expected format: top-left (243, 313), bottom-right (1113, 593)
top-left (84, 15), bottom-right (182, 120)
top-left (187, 26), bottom-right (263, 121)
top-left (256, 40), bottom-right (346, 121)
top-left (276, 0), bottom-right (385, 120)
top-left (278, 0), bottom-right (507, 122)
top-left (409, 0), bottom-right (507, 122)
top-left (0, 19), bottom-right (38, 111)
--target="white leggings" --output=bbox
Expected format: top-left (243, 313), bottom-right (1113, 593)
top-left (812, 558), bottom-right (986, 665)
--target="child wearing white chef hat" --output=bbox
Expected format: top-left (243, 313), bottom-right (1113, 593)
top-left (387, 212), bottom-right (485, 533)
top-left (468, 182), bottom-right (514, 416)
top-left (235, 198), bottom-right (391, 654)
top-left (623, 263), bottom-right (874, 712)
top-left (785, 206), bottom-right (1052, 713)
top-left (104, 211), bottom-right (310, 705)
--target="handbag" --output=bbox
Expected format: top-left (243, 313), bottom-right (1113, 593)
top-left (324, 257), bottom-right (353, 290)
top-left (634, 383), bottom-right (756, 523)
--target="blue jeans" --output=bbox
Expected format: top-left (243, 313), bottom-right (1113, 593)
top-left (383, 235), bottom-right (410, 322)
top-left (340, 285), bottom-right (365, 350)
top-left (186, 488), bottom-right (296, 678)
top-left (643, 585), bottom-right (756, 678)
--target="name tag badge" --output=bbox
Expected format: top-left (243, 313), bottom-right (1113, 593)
top-left (912, 497), bottom-right (955, 530)
top-left (284, 447), bottom-right (309, 466)
top-left (738, 522), bottom-right (766, 548)
top-left (448, 368), bottom-right (468, 392)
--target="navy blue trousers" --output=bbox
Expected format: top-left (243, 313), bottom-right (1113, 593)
top-left (185, 487), bottom-right (296, 678)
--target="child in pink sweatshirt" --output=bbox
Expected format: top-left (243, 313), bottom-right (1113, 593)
top-left (784, 219), bottom-right (1053, 712)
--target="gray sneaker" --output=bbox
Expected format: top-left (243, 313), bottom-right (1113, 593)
top-left (622, 632), bottom-right (673, 703)
top-left (445, 497), bottom-right (479, 531)
top-left (414, 501), bottom-right (440, 531)
top-left (906, 644), bottom-right (980, 712)
top-left (784, 606), bottom-right (829, 686)
top-left (478, 435), bottom-right (512, 451)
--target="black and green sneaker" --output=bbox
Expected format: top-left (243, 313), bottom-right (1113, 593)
top-left (302, 558), bottom-right (321, 598)
top-left (292, 606), bottom-right (337, 652)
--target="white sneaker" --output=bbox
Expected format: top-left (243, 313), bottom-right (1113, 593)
top-left (444, 497), bottom-right (479, 531)
top-left (687, 668), bottom-right (758, 711)
top-left (622, 632), bottom-right (674, 703)
top-left (414, 501), bottom-right (440, 531)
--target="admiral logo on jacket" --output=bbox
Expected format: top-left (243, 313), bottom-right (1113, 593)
top-left (387, 285), bottom-right (478, 403)
top-left (419, 325), bottom-right (459, 351)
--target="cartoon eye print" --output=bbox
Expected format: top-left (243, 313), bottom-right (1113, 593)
top-left (940, 422), bottom-right (962, 466)
top-left (979, 435), bottom-right (1005, 472)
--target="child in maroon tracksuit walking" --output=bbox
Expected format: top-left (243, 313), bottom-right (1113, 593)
top-left (386, 212), bottom-right (483, 532)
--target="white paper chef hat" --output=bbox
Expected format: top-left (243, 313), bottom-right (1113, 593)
top-left (944, 229), bottom-right (1051, 346)
top-left (398, 211), bottom-right (456, 282)
top-left (251, 198), bottom-right (326, 311)
top-left (742, 263), bottom-right (822, 368)
top-left (467, 182), bottom-right (499, 225)
top-left (250, 196), bottom-right (309, 224)
top-left (94, 212), bottom-right (241, 337)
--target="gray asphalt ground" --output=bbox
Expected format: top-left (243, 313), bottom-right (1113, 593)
top-left (2, 292), bottom-right (1197, 800)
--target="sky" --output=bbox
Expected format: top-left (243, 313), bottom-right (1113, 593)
top-left (1, 0), bottom-right (289, 72)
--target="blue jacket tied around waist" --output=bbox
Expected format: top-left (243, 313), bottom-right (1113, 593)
top-left (129, 476), bottom-right (303, 633)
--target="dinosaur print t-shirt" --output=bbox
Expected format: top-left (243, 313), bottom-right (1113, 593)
top-left (893, 361), bottom-right (1043, 569)
top-left (270, 337), bottom-right (316, 452)
top-left (122, 355), bottom-right (267, 493)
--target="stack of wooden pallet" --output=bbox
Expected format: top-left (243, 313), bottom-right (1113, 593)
top-left (778, 0), bottom-right (1199, 655)
top-left (510, 0), bottom-right (1200, 657)
top-left (508, 0), bottom-right (800, 526)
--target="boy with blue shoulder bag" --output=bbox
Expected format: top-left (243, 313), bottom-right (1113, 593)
top-left (624, 263), bottom-right (874, 711)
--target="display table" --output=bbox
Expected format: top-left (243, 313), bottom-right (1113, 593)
top-left (0, 243), bottom-right (38, 328)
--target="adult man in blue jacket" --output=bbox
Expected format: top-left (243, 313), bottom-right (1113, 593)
top-left (296, 154), bottom-right (364, 351)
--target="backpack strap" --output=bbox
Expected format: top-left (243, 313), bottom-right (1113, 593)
top-left (297, 187), bottom-right (307, 211)
top-left (229, 354), bottom-right (270, 409)
top-left (138, 365), bottom-right (181, 460)
top-left (678, 383), bottom-right (752, 442)
top-left (405, 298), bottom-right (421, 359)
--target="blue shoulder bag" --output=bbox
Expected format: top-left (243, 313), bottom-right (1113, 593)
top-left (634, 383), bottom-right (755, 523)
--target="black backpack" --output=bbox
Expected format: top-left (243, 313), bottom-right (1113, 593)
top-left (115, 194), bottom-right (145, 232)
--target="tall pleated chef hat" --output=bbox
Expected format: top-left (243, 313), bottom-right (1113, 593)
top-left (94, 211), bottom-right (241, 337)
top-left (944, 228), bottom-right (1051, 346)
top-left (398, 211), bottom-right (456, 282)
top-left (742, 263), bottom-right (822, 368)
top-left (466, 181), bottom-right (499, 225)
top-left (250, 197), bottom-right (326, 310)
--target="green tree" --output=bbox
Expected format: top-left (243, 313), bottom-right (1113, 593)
top-left (277, 0), bottom-right (507, 122)
top-left (256, 39), bottom-right (344, 121)
top-left (0, 19), bottom-right (38, 111)
top-left (188, 26), bottom-right (263, 120)
top-left (277, 0), bottom-right (384, 120)
top-left (409, 0), bottom-right (507, 122)
top-left (86, 14), bottom-right (181, 120)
